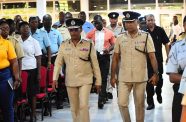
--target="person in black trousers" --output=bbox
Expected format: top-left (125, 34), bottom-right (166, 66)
top-left (145, 14), bottom-right (170, 110)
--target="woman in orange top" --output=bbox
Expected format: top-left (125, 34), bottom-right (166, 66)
top-left (0, 20), bottom-right (20, 122)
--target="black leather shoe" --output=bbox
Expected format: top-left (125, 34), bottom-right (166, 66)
top-left (107, 92), bottom-right (113, 99)
top-left (98, 102), bottom-right (104, 109)
top-left (146, 104), bottom-right (155, 110)
top-left (157, 95), bottom-right (162, 104)
top-left (44, 109), bottom-right (49, 116)
top-left (57, 105), bottom-right (63, 109)
top-left (30, 116), bottom-right (37, 122)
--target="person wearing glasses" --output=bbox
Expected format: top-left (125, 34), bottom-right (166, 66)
top-left (52, 18), bottom-right (101, 122)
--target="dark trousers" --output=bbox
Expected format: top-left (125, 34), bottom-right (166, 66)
top-left (146, 73), bottom-right (163, 105)
top-left (172, 84), bottom-right (183, 122)
top-left (0, 68), bottom-right (14, 122)
top-left (97, 53), bottom-right (110, 103)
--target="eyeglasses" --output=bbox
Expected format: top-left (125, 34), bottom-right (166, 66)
top-left (69, 28), bottom-right (80, 32)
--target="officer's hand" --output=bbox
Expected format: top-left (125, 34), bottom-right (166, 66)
top-left (110, 78), bottom-right (116, 88)
top-left (148, 74), bottom-right (159, 86)
top-left (52, 80), bottom-right (58, 92)
top-left (95, 85), bottom-right (101, 94)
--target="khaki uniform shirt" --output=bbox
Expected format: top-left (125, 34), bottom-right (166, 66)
top-left (178, 32), bottom-right (186, 41)
top-left (53, 39), bottom-right (101, 87)
top-left (7, 34), bottom-right (24, 59)
top-left (57, 26), bottom-right (71, 41)
top-left (114, 30), bottom-right (155, 82)
top-left (107, 25), bottom-right (122, 37)
top-left (58, 26), bottom-right (88, 41)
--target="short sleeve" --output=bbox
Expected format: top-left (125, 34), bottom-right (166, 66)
top-left (160, 28), bottom-right (170, 45)
top-left (14, 40), bottom-right (24, 59)
top-left (146, 34), bottom-right (155, 53)
top-left (109, 32), bottom-right (116, 45)
top-left (43, 31), bottom-right (51, 48)
top-left (166, 45), bottom-right (178, 74)
top-left (179, 67), bottom-right (186, 94)
top-left (114, 36), bottom-right (121, 54)
top-left (57, 31), bottom-right (63, 45)
top-left (8, 41), bottom-right (17, 60)
top-left (33, 39), bottom-right (42, 56)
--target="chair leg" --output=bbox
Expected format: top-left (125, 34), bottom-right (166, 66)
top-left (49, 96), bottom-right (52, 117)
top-left (41, 100), bottom-right (44, 121)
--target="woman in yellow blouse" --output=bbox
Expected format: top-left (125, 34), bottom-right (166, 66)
top-left (0, 20), bottom-right (20, 122)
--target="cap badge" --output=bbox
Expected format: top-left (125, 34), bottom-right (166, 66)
top-left (113, 14), bottom-right (115, 17)
top-left (142, 18), bottom-right (145, 21)
top-left (71, 20), bottom-right (75, 25)
top-left (126, 13), bottom-right (130, 18)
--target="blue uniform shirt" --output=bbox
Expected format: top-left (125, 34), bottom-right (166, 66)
top-left (82, 21), bottom-right (94, 34)
top-left (41, 27), bottom-right (63, 54)
top-left (31, 29), bottom-right (51, 54)
top-left (166, 38), bottom-right (186, 94)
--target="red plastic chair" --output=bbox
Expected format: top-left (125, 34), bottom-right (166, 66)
top-left (16, 71), bottom-right (31, 122)
top-left (36, 66), bottom-right (52, 121)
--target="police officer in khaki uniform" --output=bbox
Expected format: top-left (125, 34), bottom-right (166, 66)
top-left (110, 11), bottom-right (159, 122)
top-left (52, 18), bottom-right (101, 122)
top-left (107, 12), bottom-right (122, 37)
top-left (106, 12), bottom-right (122, 99)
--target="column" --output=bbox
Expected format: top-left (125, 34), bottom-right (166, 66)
top-left (80, 0), bottom-right (89, 20)
top-left (128, 0), bottom-right (131, 10)
top-left (37, 0), bottom-right (46, 20)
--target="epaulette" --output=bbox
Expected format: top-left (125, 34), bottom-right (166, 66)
top-left (119, 31), bottom-right (127, 35)
top-left (179, 32), bottom-right (185, 36)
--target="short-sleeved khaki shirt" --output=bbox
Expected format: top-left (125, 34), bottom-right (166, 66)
top-left (114, 30), bottom-right (155, 82)
top-left (53, 39), bottom-right (101, 87)
top-left (57, 26), bottom-right (71, 41)
top-left (7, 34), bottom-right (24, 59)
top-left (107, 25), bottom-right (122, 37)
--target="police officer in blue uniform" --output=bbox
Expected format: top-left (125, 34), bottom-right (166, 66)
top-left (166, 38), bottom-right (186, 122)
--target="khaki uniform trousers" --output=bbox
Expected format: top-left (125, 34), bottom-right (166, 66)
top-left (118, 82), bottom-right (146, 122)
top-left (181, 94), bottom-right (186, 122)
top-left (67, 84), bottom-right (92, 122)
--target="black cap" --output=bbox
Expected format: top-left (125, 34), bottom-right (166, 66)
top-left (183, 16), bottom-right (186, 23)
top-left (123, 11), bottom-right (141, 22)
top-left (66, 18), bottom-right (84, 29)
top-left (139, 17), bottom-right (146, 23)
top-left (108, 12), bottom-right (119, 19)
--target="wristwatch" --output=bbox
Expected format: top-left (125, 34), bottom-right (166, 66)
top-left (153, 71), bottom-right (159, 76)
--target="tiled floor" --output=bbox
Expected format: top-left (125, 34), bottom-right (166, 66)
top-left (38, 70), bottom-right (174, 122)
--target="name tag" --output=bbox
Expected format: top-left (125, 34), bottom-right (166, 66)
top-left (80, 48), bottom-right (89, 51)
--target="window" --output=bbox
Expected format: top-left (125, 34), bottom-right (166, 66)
top-left (89, 0), bottom-right (107, 11)
top-left (67, 0), bottom-right (80, 12)
top-left (131, 0), bottom-right (156, 10)
top-left (158, 0), bottom-right (183, 9)
top-left (2, 3), bottom-right (26, 9)
top-left (28, 2), bottom-right (36, 8)
top-left (110, 0), bottom-right (128, 10)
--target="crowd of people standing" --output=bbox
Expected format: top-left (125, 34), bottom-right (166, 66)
top-left (0, 10), bottom-right (186, 122)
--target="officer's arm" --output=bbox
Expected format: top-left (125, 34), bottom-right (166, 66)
top-left (148, 52), bottom-right (158, 74)
top-left (90, 44), bottom-right (101, 86)
top-left (111, 52), bottom-right (119, 80)
top-left (165, 43), bottom-right (170, 58)
top-left (53, 44), bottom-right (64, 81)
top-left (46, 47), bottom-right (51, 65)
